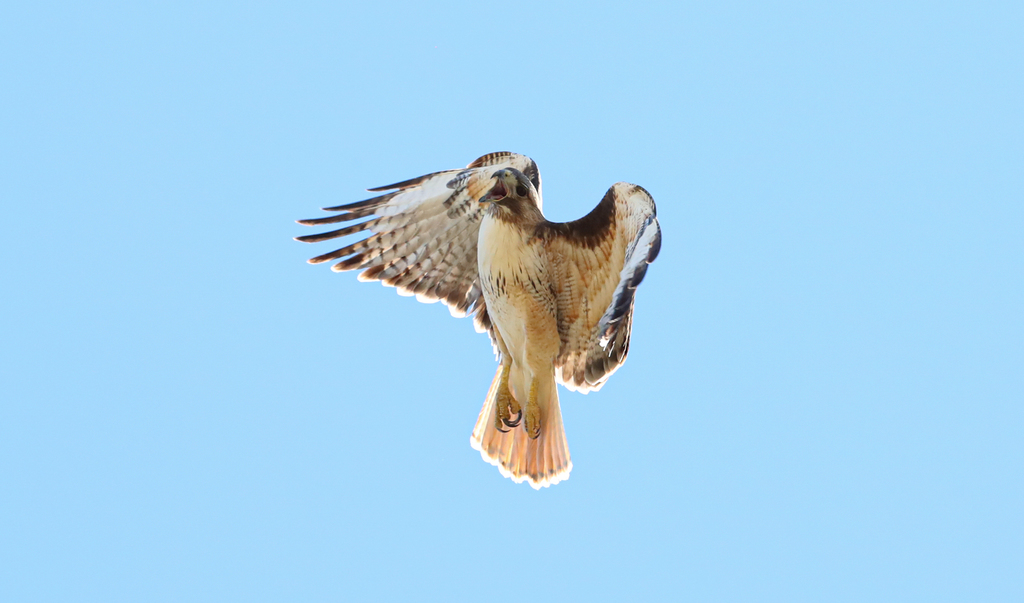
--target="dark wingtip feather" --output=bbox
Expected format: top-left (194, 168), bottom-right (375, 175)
top-left (308, 254), bottom-right (336, 265)
top-left (321, 192), bottom-right (398, 212)
top-left (296, 214), bottom-right (354, 226)
top-left (647, 227), bottom-right (662, 263)
top-left (308, 248), bottom-right (351, 264)
top-left (631, 261), bottom-right (649, 287)
top-left (361, 264), bottom-right (387, 281)
top-left (293, 220), bottom-right (377, 244)
top-left (365, 170), bottom-right (448, 192)
top-left (332, 253), bottom-right (368, 271)
top-left (295, 232), bottom-right (332, 243)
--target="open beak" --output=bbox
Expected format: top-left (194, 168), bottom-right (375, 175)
top-left (479, 172), bottom-right (509, 203)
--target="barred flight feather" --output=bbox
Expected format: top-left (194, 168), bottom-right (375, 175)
top-left (297, 153), bottom-right (542, 344)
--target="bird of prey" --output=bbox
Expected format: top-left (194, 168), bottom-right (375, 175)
top-left (296, 152), bottom-right (661, 489)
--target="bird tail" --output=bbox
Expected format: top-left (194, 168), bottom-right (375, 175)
top-left (470, 365), bottom-right (572, 489)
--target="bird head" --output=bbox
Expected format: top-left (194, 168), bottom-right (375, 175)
top-left (479, 168), bottom-right (534, 204)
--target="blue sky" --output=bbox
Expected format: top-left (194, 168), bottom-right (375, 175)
top-left (2, 1), bottom-right (1022, 601)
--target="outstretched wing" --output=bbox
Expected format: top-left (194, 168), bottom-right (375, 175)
top-left (541, 183), bottom-right (661, 393)
top-left (296, 152), bottom-right (542, 336)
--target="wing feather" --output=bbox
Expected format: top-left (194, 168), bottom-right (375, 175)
top-left (297, 152), bottom-right (542, 352)
top-left (543, 183), bottom-right (661, 393)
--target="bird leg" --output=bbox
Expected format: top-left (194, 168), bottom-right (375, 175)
top-left (525, 379), bottom-right (541, 439)
top-left (494, 363), bottom-right (522, 431)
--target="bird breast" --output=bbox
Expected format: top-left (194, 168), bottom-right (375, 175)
top-left (479, 215), bottom-right (529, 295)
top-left (477, 215), bottom-right (558, 355)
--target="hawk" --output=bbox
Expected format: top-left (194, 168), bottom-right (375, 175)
top-left (297, 152), bottom-right (661, 489)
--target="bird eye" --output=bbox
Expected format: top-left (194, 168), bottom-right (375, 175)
top-left (516, 184), bottom-right (528, 197)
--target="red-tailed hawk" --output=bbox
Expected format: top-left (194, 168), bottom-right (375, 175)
top-left (297, 152), bottom-right (661, 489)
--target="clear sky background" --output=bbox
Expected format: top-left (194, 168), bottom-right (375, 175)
top-left (2, 1), bottom-right (1022, 601)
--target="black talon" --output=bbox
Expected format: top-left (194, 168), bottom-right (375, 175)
top-left (502, 409), bottom-right (522, 428)
top-left (496, 423), bottom-right (510, 433)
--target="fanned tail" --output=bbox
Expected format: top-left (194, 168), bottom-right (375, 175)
top-left (470, 366), bottom-right (572, 489)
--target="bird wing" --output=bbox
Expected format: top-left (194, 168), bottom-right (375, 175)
top-left (541, 183), bottom-right (661, 393)
top-left (296, 152), bottom-right (542, 339)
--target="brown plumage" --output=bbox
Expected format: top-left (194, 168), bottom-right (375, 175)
top-left (297, 152), bottom-right (661, 488)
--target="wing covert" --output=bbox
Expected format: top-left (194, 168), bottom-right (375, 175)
top-left (543, 183), bottom-right (661, 393)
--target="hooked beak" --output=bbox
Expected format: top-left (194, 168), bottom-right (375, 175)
top-left (479, 172), bottom-right (509, 203)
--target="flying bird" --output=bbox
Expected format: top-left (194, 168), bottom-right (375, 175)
top-left (296, 152), bottom-right (661, 489)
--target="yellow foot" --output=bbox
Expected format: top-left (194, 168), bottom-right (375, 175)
top-left (494, 363), bottom-right (522, 432)
top-left (525, 379), bottom-right (541, 439)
